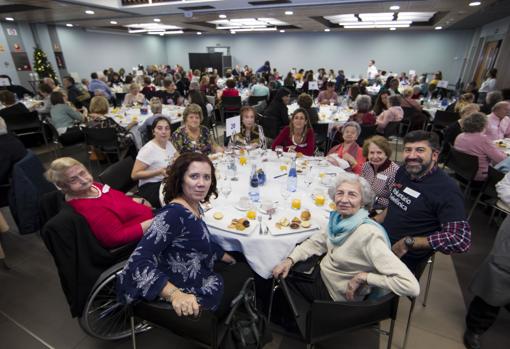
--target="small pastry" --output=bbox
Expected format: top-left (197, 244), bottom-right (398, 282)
top-left (290, 222), bottom-right (300, 229)
top-left (300, 210), bottom-right (311, 221)
top-left (213, 212), bottom-right (224, 220)
top-left (301, 221), bottom-right (311, 228)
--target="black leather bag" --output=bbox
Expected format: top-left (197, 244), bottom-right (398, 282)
top-left (221, 278), bottom-right (272, 349)
top-left (288, 254), bottom-right (324, 283)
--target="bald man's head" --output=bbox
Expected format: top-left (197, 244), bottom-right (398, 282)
top-left (492, 101), bottom-right (510, 119)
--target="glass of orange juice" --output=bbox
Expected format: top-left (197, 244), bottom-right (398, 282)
top-left (239, 156), bottom-right (248, 166)
top-left (291, 198), bottom-right (301, 210)
top-left (246, 209), bottom-right (257, 220)
top-left (314, 194), bottom-right (325, 206)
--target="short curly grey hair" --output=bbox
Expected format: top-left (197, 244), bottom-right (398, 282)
top-left (342, 121), bottom-right (361, 137)
top-left (355, 95), bottom-right (372, 113)
top-left (328, 172), bottom-right (375, 210)
top-left (461, 112), bottom-right (487, 133)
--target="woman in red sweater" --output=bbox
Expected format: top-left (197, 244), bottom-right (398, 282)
top-left (271, 108), bottom-right (315, 156)
top-left (326, 121), bottom-right (365, 174)
top-left (45, 157), bottom-right (154, 248)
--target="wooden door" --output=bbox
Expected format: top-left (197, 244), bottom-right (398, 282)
top-left (473, 40), bottom-right (501, 87)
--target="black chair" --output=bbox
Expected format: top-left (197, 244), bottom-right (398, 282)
top-left (312, 123), bottom-right (328, 151)
top-left (220, 96), bottom-right (242, 123)
top-left (383, 121), bottom-right (404, 161)
top-left (468, 166), bottom-right (508, 222)
top-left (445, 147), bottom-right (479, 196)
top-left (253, 100), bottom-right (267, 115)
top-left (83, 127), bottom-right (123, 168)
top-left (248, 95), bottom-right (267, 106)
top-left (430, 110), bottom-right (459, 133)
top-left (269, 278), bottom-right (399, 349)
top-left (259, 114), bottom-right (280, 140)
top-left (3, 111), bottom-right (48, 146)
top-left (98, 156), bottom-right (137, 193)
top-left (357, 124), bottom-right (377, 146)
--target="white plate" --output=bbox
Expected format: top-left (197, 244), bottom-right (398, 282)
top-left (203, 208), bottom-right (259, 235)
top-left (268, 209), bottom-right (320, 236)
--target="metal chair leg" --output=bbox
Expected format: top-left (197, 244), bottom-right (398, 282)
top-left (386, 318), bottom-right (396, 349)
top-left (267, 279), bottom-right (279, 323)
top-left (130, 311), bottom-right (137, 349)
top-left (402, 297), bottom-right (416, 349)
top-left (422, 255), bottom-right (435, 307)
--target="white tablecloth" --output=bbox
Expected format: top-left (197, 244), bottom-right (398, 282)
top-left (205, 152), bottom-right (344, 278)
top-left (288, 102), bottom-right (351, 125)
top-left (107, 105), bottom-right (184, 128)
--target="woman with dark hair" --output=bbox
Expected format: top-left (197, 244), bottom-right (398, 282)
top-left (372, 90), bottom-right (390, 115)
top-left (131, 117), bottom-right (179, 208)
top-left (297, 93), bottom-right (319, 125)
top-left (454, 112), bottom-right (506, 181)
top-left (188, 90), bottom-right (208, 123)
top-left (49, 91), bottom-right (86, 145)
top-left (0, 90), bottom-right (29, 119)
top-left (283, 72), bottom-right (296, 90)
top-left (230, 106), bottom-right (266, 148)
top-left (118, 152), bottom-right (252, 317)
top-left (221, 79), bottom-right (239, 98)
top-left (317, 81), bottom-right (338, 105)
top-left (271, 108), bottom-right (315, 156)
top-left (479, 68), bottom-right (498, 94)
top-left (264, 87), bottom-right (291, 131)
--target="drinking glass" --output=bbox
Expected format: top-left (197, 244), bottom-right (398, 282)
top-left (220, 177), bottom-right (232, 199)
top-left (280, 180), bottom-right (290, 203)
top-left (275, 145), bottom-right (283, 158)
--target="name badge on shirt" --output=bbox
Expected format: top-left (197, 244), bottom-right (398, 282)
top-left (376, 173), bottom-right (388, 181)
top-left (403, 187), bottom-right (420, 198)
top-left (102, 184), bottom-right (111, 193)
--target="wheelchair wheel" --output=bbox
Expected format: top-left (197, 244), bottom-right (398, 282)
top-left (79, 262), bottom-right (151, 340)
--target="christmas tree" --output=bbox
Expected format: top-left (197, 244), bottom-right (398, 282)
top-left (33, 46), bottom-right (57, 81)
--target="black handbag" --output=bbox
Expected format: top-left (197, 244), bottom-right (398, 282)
top-left (221, 278), bottom-right (272, 349)
top-left (288, 254), bottom-right (324, 283)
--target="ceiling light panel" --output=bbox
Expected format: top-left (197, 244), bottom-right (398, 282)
top-left (209, 17), bottom-right (288, 30)
top-left (125, 23), bottom-right (181, 34)
top-left (325, 12), bottom-right (436, 28)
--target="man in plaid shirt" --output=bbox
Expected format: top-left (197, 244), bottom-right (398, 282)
top-left (378, 130), bottom-right (471, 274)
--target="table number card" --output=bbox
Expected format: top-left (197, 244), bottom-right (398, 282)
top-left (226, 115), bottom-right (241, 137)
top-left (308, 81), bottom-right (318, 90)
top-left (0, 78), bottom-right (10, 86)
top-left (437, 80), bottom-right (448, 88)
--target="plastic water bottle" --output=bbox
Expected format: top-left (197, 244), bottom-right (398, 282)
top-left (249, 164), bottom-right (260, 202)
top-left (287, 156), bottom-right (298, 192)
top-left (140, 99), bottom-right (148, 115)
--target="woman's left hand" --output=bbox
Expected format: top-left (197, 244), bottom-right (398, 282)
top-left (345, 272), bottom-right (368, 301)
top-left (341, 152), bottom-right (356, 166)
top-left (222, 252), bottom-right (236, 265)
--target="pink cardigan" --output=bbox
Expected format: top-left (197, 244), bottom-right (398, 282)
top-left (454, 132), bottom-right (507, 181)
top-left (376, 106), bottom-right (404, 133)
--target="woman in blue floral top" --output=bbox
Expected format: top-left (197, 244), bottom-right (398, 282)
top-left (117, 152), bottom-right (251, 317)
top-left (171, 103), bottom-right (223, 155)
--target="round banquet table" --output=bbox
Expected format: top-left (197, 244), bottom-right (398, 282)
top-left (201, 151), bottom-right (344, 278)
top-left (106, 105), bottom-right (184, 128)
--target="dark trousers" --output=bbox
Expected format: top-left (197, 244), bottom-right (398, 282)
top-left (214, 261), bottom-right (254, 318)
top-left (138, 182), bottom-right (162, 209)
top-left (466, 296), bottom-right (510, 335)
top-left (287, 270), bottom-right (333, 303)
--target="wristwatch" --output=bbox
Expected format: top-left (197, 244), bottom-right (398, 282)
top-left (404, 236), bottom-right (415, 250)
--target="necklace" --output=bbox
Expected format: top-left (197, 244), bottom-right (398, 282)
top-left (291, 131), bottom-right (305, 146)
top-left (172, 197), bottom-right (201, 218)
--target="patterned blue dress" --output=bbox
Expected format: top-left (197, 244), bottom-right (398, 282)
top-left (117, 203), bottom-right (226, 310)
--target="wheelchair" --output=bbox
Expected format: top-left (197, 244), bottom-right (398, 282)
top-left (78, 261), bottom-right (151, 341)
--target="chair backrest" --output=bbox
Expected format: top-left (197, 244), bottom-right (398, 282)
top-left (481, 166), bottom-right (505, 200)
top-left (383, 121), bottom-right (401, 138)
top-left (253, 100), bottom-right (267, 115)
top-left (433, 110), bottom-right (460, 128)
top-left (308, 293), bottom-right (399, 342)
top-left (4, 111), bottom-right (41, 133)
top-left (221, 96), bottom-right (242, 108)
top-left (98, 156), bottom-right (136, 193)
top-left (84, 127), bottom-right (119, 147)
top-left (248, 95), bottom-right (267, 106)
top-left (205, 95), bottom-right (215, 106)
top-left (447, 147), bottom-right (479, 181)
top-left (357, 124), bottom-right (377, 146)
top-left (259, 115), bottom-right (280, 139)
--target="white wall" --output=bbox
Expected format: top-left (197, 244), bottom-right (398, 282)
top-left (165, 30), bottom-right (474, 83)
top-left (55, 27), bottom-right (167, 80)
top-left (0, 22), bottom-right (19, 84)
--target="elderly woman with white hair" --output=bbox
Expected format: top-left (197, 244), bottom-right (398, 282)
top-left (348, 95), bottom-right (376, 125)
top-left (273, 172), bottom-right (419, 302)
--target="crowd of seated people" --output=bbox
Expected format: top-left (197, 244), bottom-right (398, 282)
top-left (4, 59), bottom-right (510, 348)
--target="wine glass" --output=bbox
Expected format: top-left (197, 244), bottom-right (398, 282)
top-left (303, 167), bottom-right (313, 187)
top-left (275, 145), bottom-right (283, 158)
top-left (220, 177), bottom-right (232, 199)
top-left (280, 179), bottom-right (290, 203)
